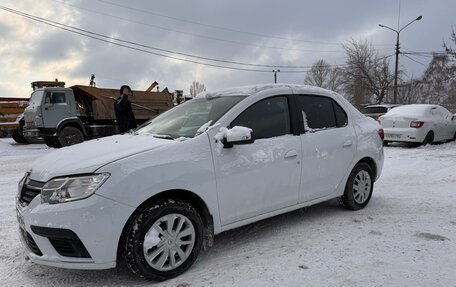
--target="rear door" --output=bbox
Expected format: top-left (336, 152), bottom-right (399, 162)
top-left (296, 94), bottom-right (357, 202)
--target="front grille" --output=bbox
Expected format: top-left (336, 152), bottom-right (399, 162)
top-left (19, 228), bottom-right (43, 256)
top-left (19, 178), bottom-right (44, 206)
top-left (49, 238), bottom-right (91, 258)
top-left (31, 226), bottom-right (91, 259)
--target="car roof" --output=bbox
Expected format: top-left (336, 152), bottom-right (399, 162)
top-left (196, 84), bottom-right (331, 98)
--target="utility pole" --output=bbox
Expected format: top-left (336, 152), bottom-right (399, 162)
top-left (272, 69), bottom-right (280, 84)
top-left (379, 15), bottom-right (422, 103)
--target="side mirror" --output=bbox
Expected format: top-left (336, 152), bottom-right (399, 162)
top-left (215, 126), bottom-right (255, 148)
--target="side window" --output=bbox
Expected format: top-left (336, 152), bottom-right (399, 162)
top-left (45, 92), bottom-right (52, 104)
top-left (333, 100), bottom-right (348, 127)
top-left (231, 96), bottom-right (291, 140)
top-left (52, 92), bottom-right (67, 104)
top-left (297, 95), bottom-right (336, 130)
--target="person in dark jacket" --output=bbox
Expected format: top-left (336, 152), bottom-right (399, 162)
top-left (115, 85), bottom-right (137, 133)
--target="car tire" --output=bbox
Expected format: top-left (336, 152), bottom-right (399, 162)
top-left (339, 162), bottom-right (374, 210)
top-left (421, 131), bottom-right (434, 146)
top-left (124, 199), bottom-right (203, 281)
top-left (58, 126), bottom-right (84, 147)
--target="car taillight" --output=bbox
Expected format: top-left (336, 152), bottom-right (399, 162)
top-left (410, 121), bottom-right (424, 128)
top-left (378, 128), bottom-right (384, 141)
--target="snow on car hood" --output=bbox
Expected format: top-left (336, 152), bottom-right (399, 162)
top-left (29, 134), bottom-right (173, 182)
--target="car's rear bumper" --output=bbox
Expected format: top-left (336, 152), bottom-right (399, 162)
top-left (383, 128), bottom-right (427, 143)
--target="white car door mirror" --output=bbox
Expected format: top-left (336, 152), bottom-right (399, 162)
top-left (214, 126), bottom-right (255, 148)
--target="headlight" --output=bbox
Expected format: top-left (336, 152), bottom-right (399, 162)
top-left (17, 172), bottom-right (28, 197)
top-left (41, 173), bottom-right (110, 204)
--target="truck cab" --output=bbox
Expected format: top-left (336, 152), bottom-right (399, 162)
top-left (23, 88), bottom-right (77, 143)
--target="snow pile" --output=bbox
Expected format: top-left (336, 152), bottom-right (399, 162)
top-left (0, 139), bottom-right (455, 286)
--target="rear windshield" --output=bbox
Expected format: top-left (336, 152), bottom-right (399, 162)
top-left (385, 105), bottom-right (428, 116)
top-left (363, 106), bottom-right (388, 114)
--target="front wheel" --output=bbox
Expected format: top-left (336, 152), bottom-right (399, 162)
top-left (58, 126), bottom-right (84, 146)
top-left (339, 162), bottom-right (374, 210)
top-left (124, 199), bottom-right (203, 281)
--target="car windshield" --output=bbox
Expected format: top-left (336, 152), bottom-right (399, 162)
top-left (135, 96), bottom-right (245, 139)
top-left (28, 90), bottom-right (44, 107)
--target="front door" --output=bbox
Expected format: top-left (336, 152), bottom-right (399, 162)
top-left (210, 95), bottom-right (302, 226)
top-left (42, 91), bottom-right (73, 128)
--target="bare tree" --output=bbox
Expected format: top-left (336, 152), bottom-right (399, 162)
top-left (418, 54), bottom-right (455, 104)
top-left (304, 59), bottom-right (344, 93)
top-left (189, 81), bottom-right (206, 97)
top-left (343, 39), bottom-right (395, 106)
top-left (444, 26), bottom-right (456, 58)
top-left (395, 79), bottom-right (421, 104)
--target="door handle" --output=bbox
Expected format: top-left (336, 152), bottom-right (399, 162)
top-left (284, 149), bottom-right (298, 158)
top-left (343, 140), bottom-right (353, 148)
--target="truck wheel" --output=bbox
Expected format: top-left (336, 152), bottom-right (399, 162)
top-left (44, 136), bottom-right (61, 148)
top-left (124, 199), bottom-right (203, 281)
top-left (12, 128), bottom-right (28, 144)
top-left (339, 162), bottom-right (374, 210)
top-left (58, 126), bottom-right (84, 146)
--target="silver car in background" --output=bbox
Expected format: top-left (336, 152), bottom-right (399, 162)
top-left (362, 104), bottom-right (401, 120)
top-left (379, 104), bottom-right (456, 145)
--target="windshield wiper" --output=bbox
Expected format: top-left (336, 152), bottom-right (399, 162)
top-left (153, 134), bottom-right (174, 140)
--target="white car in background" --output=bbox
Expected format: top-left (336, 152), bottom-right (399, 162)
top-left (379, 104), bottom-right (456, 145)
top-left (16, 84), bottom-right (384, 281)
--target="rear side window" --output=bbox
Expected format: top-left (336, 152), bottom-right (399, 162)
top-left (297, 95), bottom-right (347, 131)
top-left (231, 96), bottom-right (291, 139)
top-left (333, 101), bottom-right (348, 127)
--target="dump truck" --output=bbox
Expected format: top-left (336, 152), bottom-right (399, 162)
top-left (22, 81), bottom-right (174, 147)
top-left (0, 99), bottom-right (29, 143)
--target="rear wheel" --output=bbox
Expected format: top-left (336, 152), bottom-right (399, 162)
top-left (339, 162), bottom-right (374, 210)
top-left (58, 126), bottom-right (84, 147)
top-left (124, 199), bottom-right (203, 281)
top-left (421, 131), bottom-right (434, 146)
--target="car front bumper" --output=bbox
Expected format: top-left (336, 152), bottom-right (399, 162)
top-left (16, 186), bottom-right (135, 270)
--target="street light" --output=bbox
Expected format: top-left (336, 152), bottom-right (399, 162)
top-left (379, 15), bottom-right (422, 103)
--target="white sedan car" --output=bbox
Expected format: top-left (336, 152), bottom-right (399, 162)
top-left (17, 84), bottom-right (384, 281)
top-left (379, 104), bottom-right (456, 145)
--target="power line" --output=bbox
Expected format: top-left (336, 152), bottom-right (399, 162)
top-left (94, 0), bottom-right (392, 48)
top-left (0, 5), bottom-right (321, 73)
top-left (93, 0), bottom-right (342, 46)
top-left (49, 0), bottom-right (348, 54)
top-left (402, 54), bottom-right (427, 67)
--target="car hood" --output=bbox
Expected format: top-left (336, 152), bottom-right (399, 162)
top-left (29, 134), bottom-right (174, 182)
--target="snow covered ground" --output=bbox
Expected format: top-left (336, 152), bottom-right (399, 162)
top-left (1, 138), bottom-right (455, 286)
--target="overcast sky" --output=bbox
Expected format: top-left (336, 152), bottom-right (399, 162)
top-left (0, 0), bottom-right (454, 98)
